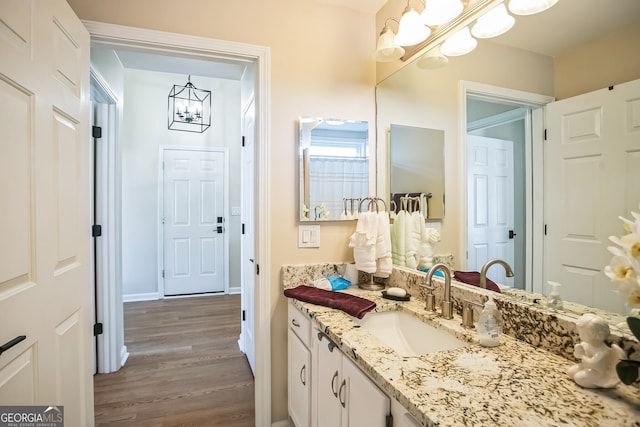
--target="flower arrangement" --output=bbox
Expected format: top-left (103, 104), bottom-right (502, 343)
top-left (604, 204), bottom-right (640, 385)
top-left (604, 205), bottom-right (640, 310)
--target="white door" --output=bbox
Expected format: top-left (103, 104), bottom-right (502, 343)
top-left (0, 0), bottom-right (94, 424)
top-left (544, 79), bottom-right (640, 313)
top-left (467, 135), bottom-right (515, 286)
top-left (241, 99), bottom-right (256, 373)
top-left (163, 149), bottom-right (225, 296)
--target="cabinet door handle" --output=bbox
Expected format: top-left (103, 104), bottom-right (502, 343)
top-left (331, 371), bottom-right (339, 397)
top-left (338, 379), bottom-right (347, 408)
top-left (291, 319), bottom-right (300, 328)
top-left (300, 364), bottom-right (306, 386)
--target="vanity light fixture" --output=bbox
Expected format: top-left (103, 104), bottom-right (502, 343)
top-left (375, 0), bottom-right (559, 63)
top-left (416, 45), bottom-right (449, 69)
top-left (421, 0), bottom-right (464, 26)
top-left (471, 3), bottom-right (515, 38)
top-left (395, 0), bottom-right (431, 46)
top-left (168, 75), bottom-right (211, 133)
top-left (508, 0), bottom-right (558, 15)
top-left (440, 26), bottom-right (477, 56)
top-left (374, 18), bottom-right (405, 62)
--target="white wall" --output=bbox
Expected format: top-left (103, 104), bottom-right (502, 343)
top-left (121, 68), bottom-right (242, 298)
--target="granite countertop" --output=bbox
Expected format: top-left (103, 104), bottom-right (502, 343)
top-left (288, 286), bottom-right (640, 427)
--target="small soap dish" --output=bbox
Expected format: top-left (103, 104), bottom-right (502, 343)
top-left (381, 291), bottom-right (411, 302)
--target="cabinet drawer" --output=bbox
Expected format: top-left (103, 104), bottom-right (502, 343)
top-left (288, 301), bottom-right (311, 347)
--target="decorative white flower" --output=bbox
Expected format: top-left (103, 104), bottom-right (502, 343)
top-left (607, 205), bottom-right (640, 307)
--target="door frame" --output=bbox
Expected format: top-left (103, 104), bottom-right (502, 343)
top-left (91, 66), bottom-right (128, 374)
top-left (85, 21), bottom-right (272, 424)
top-left (460, 81), bottom-right (553, 293)
top-left (158, 146), bottom-right (230, 297)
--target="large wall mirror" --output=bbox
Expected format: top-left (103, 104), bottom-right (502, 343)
top-left (299, 116), bottom-right (370, 221)
top-left (389, 124), bottom-right (445, 219)
top-left (376, 0), bottom-right (640, 327)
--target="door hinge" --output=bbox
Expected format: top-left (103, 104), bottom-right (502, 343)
top-left (242, 310), bottom-right (246, 321)
top-left (92, 125), bottom-right (102, 139)
top-left (242, 223), bottom-right (245, 234)
top-left (93, 323), bottom-right (103, 336)
top-left (256, 264), bottom-right (260, 275)
top-left (544, 128), bottom-right (547, 141)
top-left (242, 136), bottom-right (245, 147)
top-left (544, 224), bottom-right (548, 235)
top-left (92, 224), bottom-right (102, 237)
top-left (162, 270), bottom-right (165, 278)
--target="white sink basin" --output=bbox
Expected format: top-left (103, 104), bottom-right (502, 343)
top-left (356, 311), bottom-right (465, 357)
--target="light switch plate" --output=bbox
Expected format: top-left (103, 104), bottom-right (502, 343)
top-left (298, 225), bottom-right (320, 248)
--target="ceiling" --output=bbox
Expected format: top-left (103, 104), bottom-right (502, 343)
top-left (113, 0), bottom-right (640, 81)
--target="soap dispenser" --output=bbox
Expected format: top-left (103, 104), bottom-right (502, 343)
top-left (546, 281), bottom-right (563, 310)
top-left (477, 294), bottom-right (502, 347)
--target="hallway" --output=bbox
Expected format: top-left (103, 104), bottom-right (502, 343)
top-left (94, 294), bottom-right (254, 426)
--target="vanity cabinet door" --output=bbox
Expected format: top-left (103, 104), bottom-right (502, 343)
top-left (314, 330), bottom-right (390, 427)
top-left (316, 333), bottom-right (343, 427)
top-left (289, 329), bottom-right (311, 427)
top-left (342, 356), bottom-right (390, 427)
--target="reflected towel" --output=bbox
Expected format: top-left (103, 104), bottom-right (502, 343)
top-left (454, 271), bottom-right (501, 293)
top-left (284, 285), bottom-right (376, 319)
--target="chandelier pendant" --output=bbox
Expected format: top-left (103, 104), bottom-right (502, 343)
top-left (168, 75), bottom-right (211, 133)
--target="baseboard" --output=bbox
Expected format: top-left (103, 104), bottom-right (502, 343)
top-left (272, 419), bottom-right (293, 427)
top-left (120, 345), bottom-right (129, 368)
top-left (123, 292), bottom-right (160, 302)
top-left (228, 286), bottom-right (241, 294)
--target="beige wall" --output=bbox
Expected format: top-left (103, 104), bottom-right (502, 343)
top-left (554, 23), bottom-right (640, 100)
top-left (67, 0), bottom-right (377, 422)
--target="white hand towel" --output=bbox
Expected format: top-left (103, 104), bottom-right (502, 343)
top-left (405, 211), bottom-right (421, 269)
top-left (348, 211), bottom-right (378, 273)
top-left (391, 210), bottom-right (406, 266)
top-left (375, 211), bottom-right (392, 277)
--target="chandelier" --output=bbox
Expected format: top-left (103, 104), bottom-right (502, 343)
top-left (168, 75), bottom-right (211, 133)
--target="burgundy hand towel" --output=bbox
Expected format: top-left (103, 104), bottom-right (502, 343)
top-left (453, 271), bottom-right (501, 293)
top-left (284, 285), bottom-right (376, 319)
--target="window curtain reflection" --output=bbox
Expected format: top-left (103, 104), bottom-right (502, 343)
top-left (308, 155), bottom-right (369, 220)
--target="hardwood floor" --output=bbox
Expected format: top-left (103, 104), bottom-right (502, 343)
top-left (94, 294), bottom-right (255, 426)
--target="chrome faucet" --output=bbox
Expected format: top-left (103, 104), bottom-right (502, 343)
top-left (426, 263), bottom-right (453, 319)
top-left (480, 259), bottom-right (514, 289)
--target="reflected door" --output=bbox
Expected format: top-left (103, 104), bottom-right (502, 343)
top-left (467, 135), bottom-right (515, 286)
top-left (163, 149), bottom-right (225, 296)
top-left (544, 79), bottom-right (640, 313)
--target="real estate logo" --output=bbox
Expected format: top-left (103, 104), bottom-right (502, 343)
top-left (0, 406), bottom-right (63, 427)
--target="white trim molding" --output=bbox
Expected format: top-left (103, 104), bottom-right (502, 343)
top-left (83, 20), bottom-right (272, 425)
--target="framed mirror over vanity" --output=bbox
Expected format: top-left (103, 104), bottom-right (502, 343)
top-left (298, 116), bottom-right (371, 221)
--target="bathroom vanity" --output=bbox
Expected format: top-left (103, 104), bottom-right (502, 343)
top-left (284, 264), bottom-right (640, 427)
